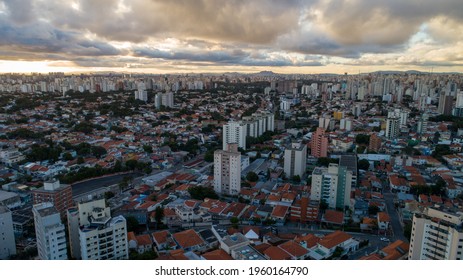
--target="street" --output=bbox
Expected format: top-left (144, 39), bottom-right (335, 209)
top-left (383, 192), bottom-right (407, 241)
top-left (71, 172), bottom-right (143, 197)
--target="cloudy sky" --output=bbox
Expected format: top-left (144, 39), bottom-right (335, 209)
top-left (1, 0), bottom-right (462, 74)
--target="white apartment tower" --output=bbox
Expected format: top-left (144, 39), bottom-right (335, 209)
top-left (67, 198), bottom-right (128, 260)
top-left (409, 207), bottom-right (463, 260)
top-left (311, 164), bottom-right (352, 210)
top-left (241, 112), bottom-right (274, 138)
top-left (33, 202), bottom-right (68, 260)
top-left (154, 92), bottom-right (174, 109)
top-left (223, 121), bottom-right (247, 150)
top-left (0, 206), bottom-right (16, 259)
top-left (214, 144), bottom-right (241, 196)
top-left (284, 142), bottom-right (307, 178)
top-left (385, 117), bottom-right (400, 139)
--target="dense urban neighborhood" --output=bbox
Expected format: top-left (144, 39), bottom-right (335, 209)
top-left (0, 71), bottom-right (463, 260)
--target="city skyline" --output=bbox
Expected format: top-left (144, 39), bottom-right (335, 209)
top-left (1, 0), bottom-right (463, 74)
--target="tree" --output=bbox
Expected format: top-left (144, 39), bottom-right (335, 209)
top-left (204, 149), bottom-right (216, 162)
top-left (77, 156), bottom-right (85, 164)
top-left (320, 199), bottom-right (328, 212)
top-left (126, 216), bottom-right (139, 232)
top-left (125, 159), bottom-right (138, 170)
top-left (143, 145), bottom-right (153, 154)
top-left (246, 171), bottom-right (259, 182)
top-left (129, 250), bottom-right (158, 260)
top-left (63, 152), bottom-right (73, 161)
top-left (292, 175), bottom-right (301, 183)
top-left (188, 186), bottom-right (218, 200)
top-left (154, 206), bottom-right (165, 226)
top-left (230, 217), bottom-right (240, 228)
top-left (368, 205), bottom-right (380, 215)
top-left (91, 146), bottom-right (107, 158)
top-left (250, 217), bottom-right (261, 225)
top-left (104, 191), bottom-right (115, 200)
top-left (358, 159), bottom-right (370, 170)
top-left (355, 134), bottom-right (370, 145)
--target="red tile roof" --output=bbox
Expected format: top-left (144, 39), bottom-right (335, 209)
top-left (264, 246), bottom-right (292, 260)
top-left (202, 249), bottom-right (233, 260)
top-left (295, 234), bottom-right (320, 248)
top-left (173, 229), bottom-right (204, 249)
top-left (381, 240), bottom-right (409, 260)
top-left (323, 210), bottom-right (344, 225)
top-left (278, 240), bottom-right (309, 258)
top-left (318, 231), bottom-right (352, 250)
top-left (136, 234), bottom-right (153, 246)
top-left (377, 212), bottom-right (390, 223)
top-left (271, 205), bottom-right (289, 218)
top-left (152, 230), bottom-right (170, 245)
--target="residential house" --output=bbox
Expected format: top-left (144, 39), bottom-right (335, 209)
top-left (278, 240), bottom-right (310, 260)
top-left (172, 229), bottom-right (206, 252)
top-left (311, 231), bottom-right (359, 259)
top-left (377, 212), bottom-right (390, 231)
top-left (128, 232), bottom-right (153, 254)
top-left (152, 230), bottom-right (177, 253)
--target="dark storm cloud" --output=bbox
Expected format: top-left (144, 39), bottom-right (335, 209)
top-left (43, 0), bottom-right (302, 44)
top-left (0, 18), bottom-right (122, 57)
top-left (3, 0), bottom-right (34, 24)
top-left (133, 47), bottom-right (323, 67)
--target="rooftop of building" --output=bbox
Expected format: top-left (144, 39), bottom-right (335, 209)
top-left (0, 205), bottom-right (10, 214)
top-left (0, 190), bottom-right (19, 201)
top-left (339, 154), bottom-right (358, 175)
top-left (35, 205), bottom-right (59, 217)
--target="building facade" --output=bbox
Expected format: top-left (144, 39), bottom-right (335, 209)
top-left (311, 164), bottom-right (353, 210)
top-left (33, 202), bottom-right (68, 260)
top-left (32, 179), bottom-right (73, 219)
top-left (284, 142), bottom-right (307, 178)
top-left (0, 206), bottom-right (16, 259)
top-left (385, 117), bottom-right (400, 140)
top-left (409, 207), bottom-right (463, 260)
top-left (223, 121), bottom-right (247, 150)
top-left (214, 144), bottom-right (241, 196)
top-left (67, 198), bottom-right (128, 260)
top-left (311, 127), bottom-right (328, 158)
top-left (368, 133), bottom-right (382, 152)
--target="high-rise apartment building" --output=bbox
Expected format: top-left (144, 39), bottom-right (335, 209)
top-left (134, 90), bottom-right (148, 101)
top-left (284, 142), bottom-right (307, 178)
top-left (339, 155), bottom-right (357, 189)
top-left (0, 206), bottom-right (16, 259)
top-left (385, 117), bottom-right (400, 140)
top-left (67, 198), bottom-right (128, 260)
top-left (31, 179), bottom-right (73, 219)
top-left (154, 92), bottom-right (174, 109)
top-left (310, 164), bottom-right (352, 210)
top-left (311, 127), bottom-right (328, 158)
top-left (368, 133), bottom-right (382, 152)
top-left (417, 113), bottom-right (429, 135)
top-left (438, 92), bottom-right (453, 115)
top-left (223, 121), bottom-right (247, 150)
top-left (214, 144), bottom-right (241, 196)
top-left (33, 202), bottom-right (68, 260)
top-left (242, 111), bottom-right (274, 137)
top-left (409, 206), bottom-right (463, 260)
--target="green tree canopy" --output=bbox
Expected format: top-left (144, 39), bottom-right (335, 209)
top-left (246, 171), bottom-right (259, 182)
top-left (358, 159), bottom-right (370, 170)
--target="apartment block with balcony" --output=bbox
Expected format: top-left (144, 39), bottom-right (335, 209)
top-left (33, 202), bottom-right (68, 260)
top-left (409, 206), bottom-right (463, 260)
top-left (67, 198), bottom-right (128, 260)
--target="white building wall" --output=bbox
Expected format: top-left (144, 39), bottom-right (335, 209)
top-left (0, 206), bottom-right (16, 259)
top-left (33, 203), bottom-right (68, 260)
